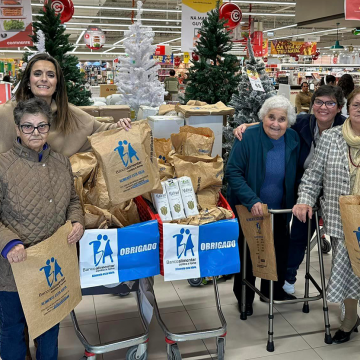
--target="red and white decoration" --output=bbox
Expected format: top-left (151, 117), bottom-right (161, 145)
top-left (84, 26), bottom-right (106, 50)
top-left (44, 0), bottom-right (74, 23)
top-left (219, 3), bottom-right (242, 30)
top-left (174, 56), bottom-right (181, 67)
top-left (192, 52), bottom-right (199, 61)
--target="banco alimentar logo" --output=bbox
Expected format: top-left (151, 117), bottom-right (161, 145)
top-left (89, 234), bottom-right (114, 266)
top-left (173, 228), bottom-right (195, 259)
top-left (40, 257), bottom-right (63, 288)
top-left (114, 140), bottom-right (139, 167)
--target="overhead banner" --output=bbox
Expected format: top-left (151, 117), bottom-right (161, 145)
top-left (345, 0), bottom-right (360, 20)
top-left (181, 0), bottom-right (222, 53)
top-left (270, 41), bottom-right (317, 55)
top-left (0, 0), bottom-right (33, 48)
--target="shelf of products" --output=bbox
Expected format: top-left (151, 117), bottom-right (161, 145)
top-left (175, 62), bottom-right (191, 93)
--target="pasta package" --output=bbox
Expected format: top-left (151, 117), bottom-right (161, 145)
top-left (151, 182), bottom-right (173, 222)
top-left (178, 176), bottom-right (199, 217)
top-left (164, 179), bottom-right (186, 220)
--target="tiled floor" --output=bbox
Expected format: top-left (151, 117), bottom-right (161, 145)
top-left (25, 246), bottom-right (360, 360)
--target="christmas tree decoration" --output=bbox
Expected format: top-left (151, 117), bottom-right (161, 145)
top-left (25, 0), bottom-right (91, 106)
top-left (223, 37), bottom-right (276, 164)
top-left (219, 2), bottom-right (242, 30)
top-left (191, 52), bottom-right (199, 61)
top-left (44, 0), bottom-right (74, 24)
top-left (183, 1), bottom-right (240, 105)
top-left (114, 1), bottom-right (166, 113)
top-left (174, 56), bottom-right (181, 67)
top-left (84, 26), bottom-right (106, 50)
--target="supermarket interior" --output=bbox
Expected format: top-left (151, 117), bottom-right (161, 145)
top-left (1, 1), bottom-right (360, 360)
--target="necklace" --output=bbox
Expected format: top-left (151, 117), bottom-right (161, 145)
top-left (348, 146), bottom-right (360, 168)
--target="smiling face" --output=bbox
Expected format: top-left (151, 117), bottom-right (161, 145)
top-left (349, 94), bottom-right (360, 126)
top-left (16, 113), bottom-right (50, 152)
top-left (262, 108), bottom-right (288, 140)
top-left (28, 60), bottom-right (57, 105)
top-left (312, 95), bottom-right (340, 126)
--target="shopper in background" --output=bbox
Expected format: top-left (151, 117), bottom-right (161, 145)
top-left (164, 69), bottom-right (179, 101)
top-left (293, 87), bottom-right (360, 344)
top-left (2, 75), bottom-right (10, 83)
top-left (0, 53), bottom-right (131, 156)
top-left (338, 74), bottom-right (355, 118)
top-left (233, 86), bottom-right (346, 296)
top-left (320, 75), bottom-right (336, 86)
top-left (295, 82), bottom-right (312, 114)
top-left (226, 95), bottom-right (299, 317)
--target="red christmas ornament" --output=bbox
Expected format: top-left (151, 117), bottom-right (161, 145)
top-left (313, 56), bottom-right (318, 61)
top-left (44, 0), bottom-right (74, 23)
top-left (263, 57), bottom-right (268, 63)
top-left (219, 3), bottom-right (242, 30)
top-left (174, 56), bottom-right (181, 67)
top-left (192, 52), bottom-right (199, 61)
top-left (294, 55), bottom-right (299, 61)
top-left (316, 50), bottom-right (320, 56)
top-left (333, 56), bottom-right (338, 64)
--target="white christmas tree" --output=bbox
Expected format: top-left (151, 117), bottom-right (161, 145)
top-left (115, 1), bottom-right (166, 113)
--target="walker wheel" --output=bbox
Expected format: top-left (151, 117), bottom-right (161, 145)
top-left (321, 239), bottom-right (331, 254)
top-left (217, 338), bottom-right (225, 360)
top-left (187, 278), bottom-right (203, 287)
top-left (167, 343), bottom-right (182, 360)
top-left (126, 345), bottom-right (147, 360)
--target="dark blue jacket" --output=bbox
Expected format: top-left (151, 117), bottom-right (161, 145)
top-left (225, 124), bottom-right (300, 214)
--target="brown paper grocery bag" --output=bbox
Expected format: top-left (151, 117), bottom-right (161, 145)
top-left (70, 152), bottom-right (97, 183)
top-left (85, 165), bottom-right (111, 209)
top-left (236, 205), bottom-right (278, 281)
top-left (197, 186), bottom-right (221, 209)
top-left (11, 222), bottom-right (81, 339)
top-left (339, 195), bottom-right (360, 277)
top-left (158, 104), bottom-right (176, 115)
top-left (175, 101), bottom-right (235, 117)
top-left (154, 138), bottom-right (172, 163)
top-left (88, 120), bottom-right (162, 205)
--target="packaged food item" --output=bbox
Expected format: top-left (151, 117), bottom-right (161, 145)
top-left (178, 176), bottom-right (199, 217)
top-left (151, 182), bottom-right (172, 222)
top-left (164, 179), bottom-right (186, 220)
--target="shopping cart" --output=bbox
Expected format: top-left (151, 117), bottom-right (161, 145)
top-left (71, 282), bottom-right (150, 360)
top-left (239, 208), bottom-right (332, 352)
top-left (135, 194), bottom-right (235, 360)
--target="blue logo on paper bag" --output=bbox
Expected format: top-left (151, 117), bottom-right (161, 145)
top-left (90, 234), bottom-right (114, 266)
top-left (40, 257), bottom-right (63, 287)
top-left (174, 228), bottom-right (195, 259)
top-left (114, 140), bottom-right (139, 167)
top-left (256, 222), bottom-right (261, 234)
top-left (354, 227), bottom-right (360, 247)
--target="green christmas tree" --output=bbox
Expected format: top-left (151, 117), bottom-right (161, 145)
top-left (182, 1), bottom-right (240, 104)
top-left (23, 0), bottom-right (91, 106)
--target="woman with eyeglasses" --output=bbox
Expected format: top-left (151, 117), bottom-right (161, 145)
top-left (0, 98), bottom-right (84, 360)
top-left (293, 87), bottom-right (360, 343)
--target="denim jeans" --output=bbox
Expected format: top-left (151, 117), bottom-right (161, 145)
top-left (285, 215), bottom-right (316, 284)
top-left (0, 291), bottom-right (59, 360)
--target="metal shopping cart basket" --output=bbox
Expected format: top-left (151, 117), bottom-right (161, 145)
top-left (239, 208), bottom-right (332, 352)
top-left (134, 194), bottom-right (238, 360)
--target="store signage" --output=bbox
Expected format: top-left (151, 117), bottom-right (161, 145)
top-left (247, 69), bottom-right (265, 92)
top-left (151, 55), bottom-right (173, 65)
top-left (219, 2), bottom-right (242, 30)
top-left (252, 31), bottom-right (263, 57)
top-left (267, 31), bottom-right (274, 37)
top-left (84, 26), bottom-right (106, 50)
top-left (181, 0), bottom-right (222, 53)
top-left (270, 41), bottom-right (317, 55)
top-left (0, 0), bottom-right (33, 48)
top-left (345, 0), bottom-right (360, 20)
top-left (183, 52), bottom-right (190, 64)
top-left (304, 36), bottom-right (320, 42)
top-left (44, 0), bottom-right (74, 24)
top-left (155, 45), bottom-right (166, 56)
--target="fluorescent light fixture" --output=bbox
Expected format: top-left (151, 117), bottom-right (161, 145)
top-left (74, 31), bottom-right (85, 45)
top-left (66, 22), bottom-right (182, 29)
top-left (72, 46), bottom-right (78, 52)
top-left (156, 37), bottom-right (181, 45)
top-left (228, 1), bottom-right (296, 4)
top-left (242, 12), bottom-right (295, 16)
top-left (271, 27), bottom-right (346, 40)
top-left (103, 47), bottom-right (116, 53)
top-left (264, 24), bottom-right (297, 32)
top-left (114, 38), bottom-right (128, 45)
top-left (66, 27), bottom-right (181, 34)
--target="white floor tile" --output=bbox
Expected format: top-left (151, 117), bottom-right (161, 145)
top-left (314, 340), bottom-right (360, 359)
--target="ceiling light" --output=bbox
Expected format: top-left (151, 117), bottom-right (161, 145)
top-left (242, 12), bottom-right (295, 16)
top-left (103, 47), bottom-right (116, 53)
top-left (66, 27), bottom-right (181, 34)
top-left (66, 22), bottom-right (182, 29)
top-left (156, 37), bottom-right (181, 45)
top-left (330, 23), bottom-right (344, 50)
top-left (271, 27), bottom-right (346, 40)
top-left (264, 24), bottom-right (297, 32)
top-left (227, 0), bottom-right (296, 4)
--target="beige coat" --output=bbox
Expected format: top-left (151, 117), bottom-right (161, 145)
top-left (295, 91), bottom-right (312, 114)
top-left (0, 141), bottom-right (84, 292)
top-left (0, 100), bottom-right (118, 157)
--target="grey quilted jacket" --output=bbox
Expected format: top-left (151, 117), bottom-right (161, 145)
top-left (0, 141), bottom-right (84, 292)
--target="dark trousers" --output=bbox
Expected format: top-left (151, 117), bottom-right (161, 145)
top-left (285, 215), bottom-right (316, 285)
top-left (234, 214), bottom-right (290, 304)
top-left (0, 291), bottom-right (60, 360)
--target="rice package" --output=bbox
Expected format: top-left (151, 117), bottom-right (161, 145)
top-left (164, 179), bottom-right (186, 220)
top-left (151, 182), bottom-right (172, 222)
top-left (178, 176), bottom-right (199, 217)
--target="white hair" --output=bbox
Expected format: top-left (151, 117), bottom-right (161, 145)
top-left (258, 95), bottom-right (296, 127)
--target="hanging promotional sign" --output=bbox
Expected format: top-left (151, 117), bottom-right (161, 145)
top-left (151, 54), bottom-right (174, 65)
top-left (247, 69), bottom-right (265, 92)
top-left (0, 0), bottom-right (33, 48)
top-left (181, 0), bottom-right (222, 53)
top-left (219, 2), bottom-right (242, 30)
top-left (84, 26), bottom-right (106, 50)
top-left (79, 221), bottom-right (160, 288)
top-left (44, 0), bottom-right (74, 23)
top-left (270, 40), bottom-right (317, 55)
top-left (252, 31), bottom-right (263, 57)
top-left (345, 0), bottom-right (360, 20)
top-left (162, 219), bottom-right (240, 281)
top-left (262, 39), bottom-right (269, 57)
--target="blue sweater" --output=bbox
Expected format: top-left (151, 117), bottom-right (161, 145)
top-left (225, 124), bottom-right (300, 217)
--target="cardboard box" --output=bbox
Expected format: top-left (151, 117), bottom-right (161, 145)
top-left (78, 106), bottom-right (100, 117)
top-left (98, 105), bottom-right (131, 122)
top-left (147, 116), bottom-right (184, 139)
top-left (100, 84), bottom-right (118, 98)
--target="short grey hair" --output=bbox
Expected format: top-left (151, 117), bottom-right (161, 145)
top-left (258, 95), bottom-right (296, 127)
top-left (13, 98), bottom-right (53, 126)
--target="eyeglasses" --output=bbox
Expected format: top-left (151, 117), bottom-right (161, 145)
top-left (19, 124), bottom-right (50, 134)
top-left (313, 99), bottom-right (337, 108)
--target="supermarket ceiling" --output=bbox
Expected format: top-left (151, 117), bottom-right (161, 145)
top-left (2, 1), bottom-right (360, 58)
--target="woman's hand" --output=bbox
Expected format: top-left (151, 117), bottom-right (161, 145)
top-left (116, 118), bottom-right (132, 131)
top-left (251, 202), bottom-right (263, 216)
top-left (233, 124), bottom-right (247, 141)
top-left (68, 222), bottom-right (84, 244)
top-left (292, 204), bottom-right (313, 223)
top-left (7, 244), bottom-right (26, 264)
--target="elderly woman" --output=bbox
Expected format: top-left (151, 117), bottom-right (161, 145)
top-left (226, 95), bottom-right (299, 315)
top-left (234, 86), bottom-right (346, 295)
top-left (0, 53), bottom-right (131, 156)
top-left (0, 98), bottom-right (84, 360)
top-left (293, 87), bottom-right (360, 344)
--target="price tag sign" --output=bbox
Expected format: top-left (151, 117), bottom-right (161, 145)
top-left (247, 69), bottom-right (265, 92)
top-left (184, 52), bottom-right (190, 64)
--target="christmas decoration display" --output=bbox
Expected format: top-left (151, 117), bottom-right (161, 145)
top-left (24, 0), bottom-right (91, 106)
top-left (223, 37), bottom-right (276, 164)
top-left (174, 56), bottom-right (181, 67)
top-left (191, 52), bottom-right (199, 61)
top-left (183, 1), bottom-right (240, 104)
top-left (115, 1), bottom-right (166, 113)
top-left (84, 26), bottom-right (106, 50)
top-left (219, 2), bottom-right (242, 30)
top-left (44, 0), bottom-right (74, 23)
